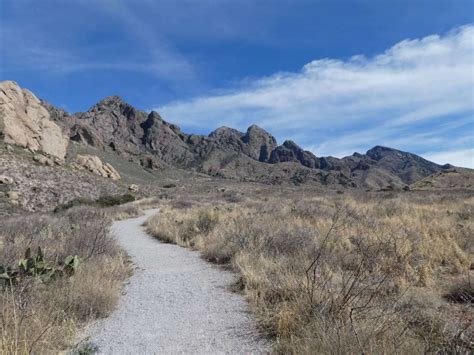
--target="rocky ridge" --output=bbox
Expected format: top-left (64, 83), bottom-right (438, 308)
top-left (1, 81), bottom-right (459, 189)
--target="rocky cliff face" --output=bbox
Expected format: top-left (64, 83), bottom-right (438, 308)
top-left (269, 140), bottom-right (320, 168)
top-left (242, 125), bottom-right (278, 162)
top-left (0, 81), bottom-right (68, 159)
top-left (6, 81), bottom-right (451, 188)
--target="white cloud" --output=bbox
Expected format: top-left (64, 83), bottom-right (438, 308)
top-left (423, 149), bottom-right (474, 168)
top-left (157, 25), bottom-right (474, 164)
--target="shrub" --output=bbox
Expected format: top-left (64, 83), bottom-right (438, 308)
top-left (445, 278), bottom-right (474, 303)
top-left (53, 197), bottom-right (93, 212)
top-left (54, 194), bottom-right (136, 212)
top-left (95, 193), bottom-right (135, 207)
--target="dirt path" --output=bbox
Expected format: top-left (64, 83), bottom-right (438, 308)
top-left (82, 209), bottom-right (267, 354)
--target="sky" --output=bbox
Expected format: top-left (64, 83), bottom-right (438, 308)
top-left (1, 0), bottom-right (473, 167)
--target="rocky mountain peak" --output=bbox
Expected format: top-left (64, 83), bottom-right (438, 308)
top-left (88, 95), bottom-right (138, 118)
top-left (365, 145), bottom-right (442, 184)
top-left (366, 145), bottom-right (398, 160)
top-left (242, 125), bottom-right (277, 162)
top-left (95, 95), bottom-right (126, 107)
top-left (270, 140), bottom-right (319, 168)
top-left (282, 140), bottom-right (300, 150)
top-left (209, 126), bottom-right (244, 139)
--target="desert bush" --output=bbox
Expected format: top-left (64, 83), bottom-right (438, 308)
top-left (53, 196), bottom-right (93, 213)
top-left (0, 206), bottom-right (129, 353)
top-left (54, 193), bottom-right (136, 212)
top-left (104, 204), bottom-right (142, 220)
top-left (95, 193), bottom-right (135, 207)
top-left (445, 277), bottom-right (473, 304)
top-left (146, 191), bottom-right (474, 353)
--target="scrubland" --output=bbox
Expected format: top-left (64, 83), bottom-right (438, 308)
top-left (146, 189), bottom-right (473, 354)
top-left (0, 204), bottom-right (140, 353)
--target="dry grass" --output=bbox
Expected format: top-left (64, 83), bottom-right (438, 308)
top-left (0, 206), bottom-right (130, 354)
top-left (103, 203), bottom-right (143, 220)
top-left (146, 191), bottom-right (474, 354)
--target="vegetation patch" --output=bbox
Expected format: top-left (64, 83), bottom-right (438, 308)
top-left (54, 193), bottom-right (136, 212)
top-left (146, 192), bottom-right (474, 354)
top-left (0, 206), bottom-right (130, 353)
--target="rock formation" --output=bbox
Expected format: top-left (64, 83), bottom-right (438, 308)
top-left (73, 154), bottom-right (121, 180)
top-left (242, 125), bottom-right (277, 162)
top-left (0, 81), bottom-right (68, 159)
top-left (269, 140), bottom-right (319, 168)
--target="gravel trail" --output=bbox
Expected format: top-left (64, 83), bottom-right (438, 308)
top-left (82, 209), bottom-right (267, 354)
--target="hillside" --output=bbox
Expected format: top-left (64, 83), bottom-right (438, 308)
top-left (410, 167), bottom-right (474, 190)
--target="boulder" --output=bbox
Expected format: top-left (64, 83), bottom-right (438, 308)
top-left (7, 190), bottom-right (19, 200)
top-left (0, 81), bottom-right (69, 159)
top-left (75, 154), bottom-right (121, 180)
top-left (0, 175), bottom-right (14, 184)
top-left (33, 154), bottom-right (55, 166)
top-left (128, 184), bottom-right (139, 192)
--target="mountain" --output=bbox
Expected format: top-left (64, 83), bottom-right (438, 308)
top-left (1, 81), bottom-right (459, 189)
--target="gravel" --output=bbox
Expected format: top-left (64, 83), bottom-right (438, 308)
top-left (81, 209), bottom-right (268, 354)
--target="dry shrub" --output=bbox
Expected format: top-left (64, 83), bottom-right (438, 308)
top-left (0, 206), bottom-right (129, 353)
top-left (146, 208), bottom-right (219, 246)
top-left (146, 191), bottom-right (474, 353)
top-left (104, 204), bottom-right (142, 220)
top-left (445, 277), bottom-right (474, 304)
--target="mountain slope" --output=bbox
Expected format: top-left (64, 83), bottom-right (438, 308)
top-left (2, 81), bottom-right (457, 189)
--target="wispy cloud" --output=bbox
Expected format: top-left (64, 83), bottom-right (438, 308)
top-left (0, 0), bottom-right (195, 83)
top-left (156, 25), bottom-right (474, 167)
top-left (424, 149), bottom-right (474, 168)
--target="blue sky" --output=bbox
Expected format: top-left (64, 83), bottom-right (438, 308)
top-left (1, 0), bottom-right (473, 167)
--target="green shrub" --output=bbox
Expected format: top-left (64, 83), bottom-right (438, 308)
top-left (95, 194), bottom-right (135, 207)
top-left (54, 194), bottom-right (136, 212)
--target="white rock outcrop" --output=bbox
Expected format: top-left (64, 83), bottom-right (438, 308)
top-left (74, 154), bottom-right (121, 180)
top-left (0, 81), bottom-right (68, 159)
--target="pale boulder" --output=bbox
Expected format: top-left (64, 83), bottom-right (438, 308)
top-left (33, 154), bottom-right (55, 166)
top-left (0, 175), bottom-right (14, 184)
top-left (75, 154), bottom-right (121, 180)
top-left (128, 184), bottom-right (139, 192)
top-left (7, 190), bottom-right (19, 201)
top-left (0, 81), bottom-right (68, 159)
